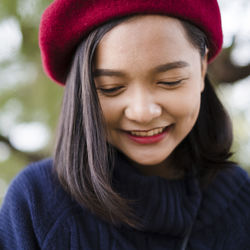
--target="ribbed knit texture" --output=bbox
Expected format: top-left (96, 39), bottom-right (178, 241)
top-left (0, 156), bottom-right (250, 249)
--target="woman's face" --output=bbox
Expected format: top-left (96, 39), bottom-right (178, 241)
top-left (94, 15), bottom-right (207, 173)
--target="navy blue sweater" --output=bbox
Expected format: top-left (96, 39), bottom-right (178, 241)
top-left (0, 157), bottom-right (250, 249)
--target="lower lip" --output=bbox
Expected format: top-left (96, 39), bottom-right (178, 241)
top-left (125, 126), bottom-right (172, 144)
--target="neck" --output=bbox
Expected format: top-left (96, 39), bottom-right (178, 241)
top-left (122, 154), bottom-right (185, 180)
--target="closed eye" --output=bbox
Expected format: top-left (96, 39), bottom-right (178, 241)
top-left (157, 80), bottom-right (183, 86)
top-left (97, 86), bottom-right (124, 95)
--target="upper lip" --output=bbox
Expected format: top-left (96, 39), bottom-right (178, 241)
top-left (124, 125), bottom-right (170, 133)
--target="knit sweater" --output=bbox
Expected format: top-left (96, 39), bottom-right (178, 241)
top-left (0, 157), bottom-right (250, 250)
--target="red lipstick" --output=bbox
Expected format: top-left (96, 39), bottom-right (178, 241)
top-left (125, 125), bottom-right (171, 144)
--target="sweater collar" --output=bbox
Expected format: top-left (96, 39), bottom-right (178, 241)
top-left (112, 152), bottom-right (202, 236)
top-left (112, 152), bottom-right (249, 236)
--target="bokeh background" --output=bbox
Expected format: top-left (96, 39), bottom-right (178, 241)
top-left (0, 0), bottom-right (250, 205)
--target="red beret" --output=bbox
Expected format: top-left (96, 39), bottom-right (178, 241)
top-left (39, 0), bottom-right (223, 85)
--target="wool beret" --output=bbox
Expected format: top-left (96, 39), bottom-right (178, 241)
top-left (39, 0), bottom-right (223, 85)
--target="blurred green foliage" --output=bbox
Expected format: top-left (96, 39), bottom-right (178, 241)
top-left (0, 0), bottom-right (63, 203)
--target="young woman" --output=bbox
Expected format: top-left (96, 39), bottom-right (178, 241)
top-left (0, 0), bottom-right (250, 249)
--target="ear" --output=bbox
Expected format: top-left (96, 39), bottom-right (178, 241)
top-left (200, 49), bottom-right (209, 92)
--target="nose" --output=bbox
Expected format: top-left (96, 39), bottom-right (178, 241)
top-left (124, 90), bottom-right (162, 124)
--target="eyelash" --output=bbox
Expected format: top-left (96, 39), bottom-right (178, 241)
top-left (98, 86), bottom-right (124, 94)
top-left (97, 80), bottom-right (184, 95)
top-left (157, 80), bottom-right (183, 86)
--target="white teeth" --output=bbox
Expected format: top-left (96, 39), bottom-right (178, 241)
top-left (130, 127), bottom-right (165, 137)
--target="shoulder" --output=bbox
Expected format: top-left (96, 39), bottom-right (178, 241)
top-left (3, 158), bottom-right (63, 209)
top-left (4, 157), bottom-right (88, 217)
top-left (210, 165), bottom-right (250, 209)
top-left (0, 158), bottom-right (93, 249)
top-left (221, 166), bottom-right (250, 247)
top-left (205, 165), bottom-right (250, 196)
top-left (201, 165), bottom-right (250, 227)
top-left (215, 165), bottom-right (250, 198)
top-left (6, 158), bottom-right (54, 188)
top-left (194, 166), bottom-right (250, 247)
top-left (223, 165), bottom-right (250, 218)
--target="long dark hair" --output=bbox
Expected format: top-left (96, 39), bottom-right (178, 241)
top-left (54, 15), bottom-right (234, 229)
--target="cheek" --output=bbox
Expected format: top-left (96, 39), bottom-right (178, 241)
top-left (164, 88), bottom-right (201, 123)
top-left (98, 97), bottom-right (122, 128)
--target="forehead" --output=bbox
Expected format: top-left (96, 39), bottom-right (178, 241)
top-left (94, 15), bottom-right (199, 71)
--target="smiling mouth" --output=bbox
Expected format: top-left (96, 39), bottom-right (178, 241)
top-left (127, 126), bottom-right (170, 137)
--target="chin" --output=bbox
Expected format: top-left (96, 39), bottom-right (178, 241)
top-left (129, 155), bottom-right (169, 167)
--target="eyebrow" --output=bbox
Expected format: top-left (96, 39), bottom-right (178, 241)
top-left (93, 61), bottom-right (189, 77)
top-left (93, 69), bottom-right (126, 77)
top-left (154, 61), bottom-right (189, 73)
